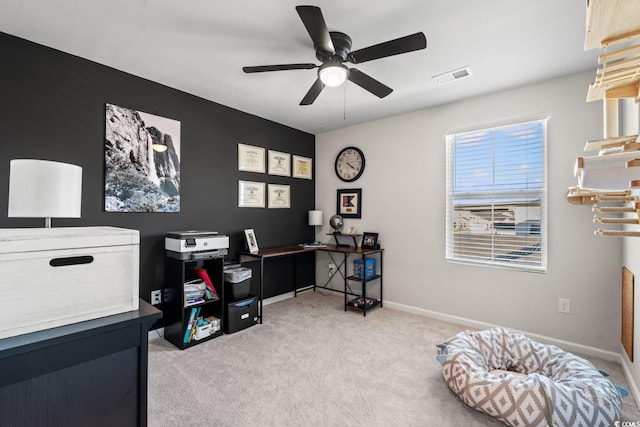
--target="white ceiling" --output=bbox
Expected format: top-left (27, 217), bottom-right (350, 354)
top-left (0, 0), bottom-right (598, 135)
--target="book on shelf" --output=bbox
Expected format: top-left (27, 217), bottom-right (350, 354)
top-left (185, 297), bottom-right (205, 307)
top-left (183, 308), bottom-right (198, 344)
top-left (193, 267), bottom-right (219, 298)
top-left (184, 307), bottom-right (201, 344)
top-left (301, 242), bottom-right (326, 248)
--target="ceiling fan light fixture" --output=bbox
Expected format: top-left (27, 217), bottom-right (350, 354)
top-left (319, 63), bottom-right (348, 87)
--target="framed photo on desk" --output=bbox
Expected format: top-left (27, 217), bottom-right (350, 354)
top-left (244, 229), bottom-right (259, 254)
top-left (361, 232), bottom-right (378, 249)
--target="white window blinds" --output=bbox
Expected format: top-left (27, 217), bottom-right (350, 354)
top-left (445, 119), bottom-right (547, 272)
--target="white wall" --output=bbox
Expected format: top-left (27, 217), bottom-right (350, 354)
top-left (315, 70), bottom-right (623, 352)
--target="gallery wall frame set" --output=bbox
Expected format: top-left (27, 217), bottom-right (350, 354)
top-left (237, 143), bottom-right (312, 179)
top-left (238, 181), bottom-right (290, 209)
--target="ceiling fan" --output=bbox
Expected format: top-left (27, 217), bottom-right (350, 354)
top-left (242, 5), bottom-right (427, 105)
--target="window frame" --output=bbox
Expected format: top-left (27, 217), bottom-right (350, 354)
top-left (445, 119), bottom-right (548, 272)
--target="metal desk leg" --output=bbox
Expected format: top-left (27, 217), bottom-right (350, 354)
top-left (362, 253), bottom-right (367, 317)
top-left (343, 253), bottom-right (348, 311)
top-left (379, 251), bottom-right (383, 308)
top-left (293, 254), bottom-right (298, 297)
top-left (259, 257), bottom-right (264, 324)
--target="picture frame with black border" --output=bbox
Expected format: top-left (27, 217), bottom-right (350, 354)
top-left (336, 188), bottom-right (362, 219)
top-left (361, 232), bottom-right (379, 249)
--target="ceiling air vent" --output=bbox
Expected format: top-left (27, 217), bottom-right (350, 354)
top-left (432, 66), bottom-right (472, 86)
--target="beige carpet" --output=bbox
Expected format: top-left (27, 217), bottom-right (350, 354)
top-left (147, 291), bottom-right (640, 426)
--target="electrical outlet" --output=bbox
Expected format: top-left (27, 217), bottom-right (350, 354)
top-left (558, 298), bottom-right (571, 314)
top-left (151, 289), bottom-right (162, 305)
top-left (328, 263), bottom-right (336, 278)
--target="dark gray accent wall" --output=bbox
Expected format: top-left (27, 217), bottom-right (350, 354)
top-left (0, 32), bottom-right (315, 318)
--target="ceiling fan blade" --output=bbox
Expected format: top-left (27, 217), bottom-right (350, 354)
top-left (348, 32), bottom-right (427, 64)
top-left (295, 5), bottom-right (335, 53)
top-left (347, 68), bottom-right (393, 98)
top-left (243, 64), bottom-right (317, 73)
top-left (300, 79), bottom-right (324, 105)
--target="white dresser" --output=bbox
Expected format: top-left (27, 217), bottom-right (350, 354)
top-left (0, 226), bottom-right (139, 339)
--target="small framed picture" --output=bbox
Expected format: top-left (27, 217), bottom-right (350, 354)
top-left (337, 188), bottom-right (362, 219)
top-left (238, 180), bottom-right (265, 208)
top-left (361, 232), bottom-right (379, 249)
top-left (292, 155), bottom-right (312, 179)
top-left (268, 150), bottom-right (291, 177)
top-left (268, 184), bottom-right (290, 208)
top-left (238, 143), bottom-right (265, 173)
top-left (244, 229), bottom-right (259, 254)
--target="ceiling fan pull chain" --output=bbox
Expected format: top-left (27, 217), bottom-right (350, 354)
top-left (343, 83), bottom-right (347, 121)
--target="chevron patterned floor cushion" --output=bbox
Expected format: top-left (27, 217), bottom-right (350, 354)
top-left (439, 328), bottom-right (621, 427)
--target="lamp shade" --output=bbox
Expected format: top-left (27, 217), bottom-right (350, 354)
top-left (308, 210), bottom-right (323, 226)
top-left (8, 159), bottom-right (82, 225)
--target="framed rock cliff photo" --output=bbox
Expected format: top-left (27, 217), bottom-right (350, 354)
top-left (104, 103), bottom-right (181, 212)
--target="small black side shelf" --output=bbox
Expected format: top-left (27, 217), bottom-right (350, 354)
top-left (164, 253), bottom-right (225, 350)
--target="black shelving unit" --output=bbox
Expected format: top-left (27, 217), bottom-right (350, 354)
top-left (345, 249), bottom-right (383, 316)
top-left (164, 253), bottom-right (225, 350)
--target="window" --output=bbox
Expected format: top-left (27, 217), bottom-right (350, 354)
top-left (445, 119), bottom-right (547, 272)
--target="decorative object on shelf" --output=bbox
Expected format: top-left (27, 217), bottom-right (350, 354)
top-left (361, 232), bottom-right (379, 249)
top-left (105, 103), bottom-right (181, 212)
top-left (267, 150), bottom-right (291, 176)
top-left (267, 184), bottom-right (290, 208)
top-left (244, 228), bottom-right (259, 254)
top-left (8, 159), bottom-right (82, 228)
top-left (335, 146), bottom-right (365, 182)
top-left (347, 226), bottom-right (357, 234)
top-left (329, 214), bottom-right (344, 233)
top-left (336, 188), bottom-right (362, 218)
top-left (238, 143), bottom-right (266, 173)
top-left (292, 155), bottom-right (313, 179)
top-left (238, 180), bottom-right (265, 208)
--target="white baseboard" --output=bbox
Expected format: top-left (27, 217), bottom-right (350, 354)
top-left (384, 300), bottom-right (621, 362)
top-left (620, 350), bottom-right (640, 407)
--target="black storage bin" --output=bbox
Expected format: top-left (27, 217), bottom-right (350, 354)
top-left (224, 296), bottom-right (258, 334)
top-left (224, 266), bottom-right (252, 301)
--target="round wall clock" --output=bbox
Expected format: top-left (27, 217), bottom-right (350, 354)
top-left (335, 146), bottom-right (365, 182)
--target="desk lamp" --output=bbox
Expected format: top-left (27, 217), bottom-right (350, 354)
top-left (308, 210), bottom-right (323, 243)
top-left (8, 159), bottom-right (82, 228)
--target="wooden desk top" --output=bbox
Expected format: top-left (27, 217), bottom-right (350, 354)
top-left (239, 244), bottom-right (383, 259)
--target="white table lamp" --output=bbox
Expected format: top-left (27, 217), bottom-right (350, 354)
top-left (8, 159), bottom-right (82, 228)
top-left (308, 210), bottom-right (323, 227)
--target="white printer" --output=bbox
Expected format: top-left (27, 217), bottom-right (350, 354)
top-left (165, 230), bottom-right (229, 260)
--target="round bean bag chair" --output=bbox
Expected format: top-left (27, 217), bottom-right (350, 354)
top-left (437, 328), bottom-right (622, 427)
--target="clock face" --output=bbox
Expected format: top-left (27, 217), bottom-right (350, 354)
top-left (335, 146), bottom-right (365, 182)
